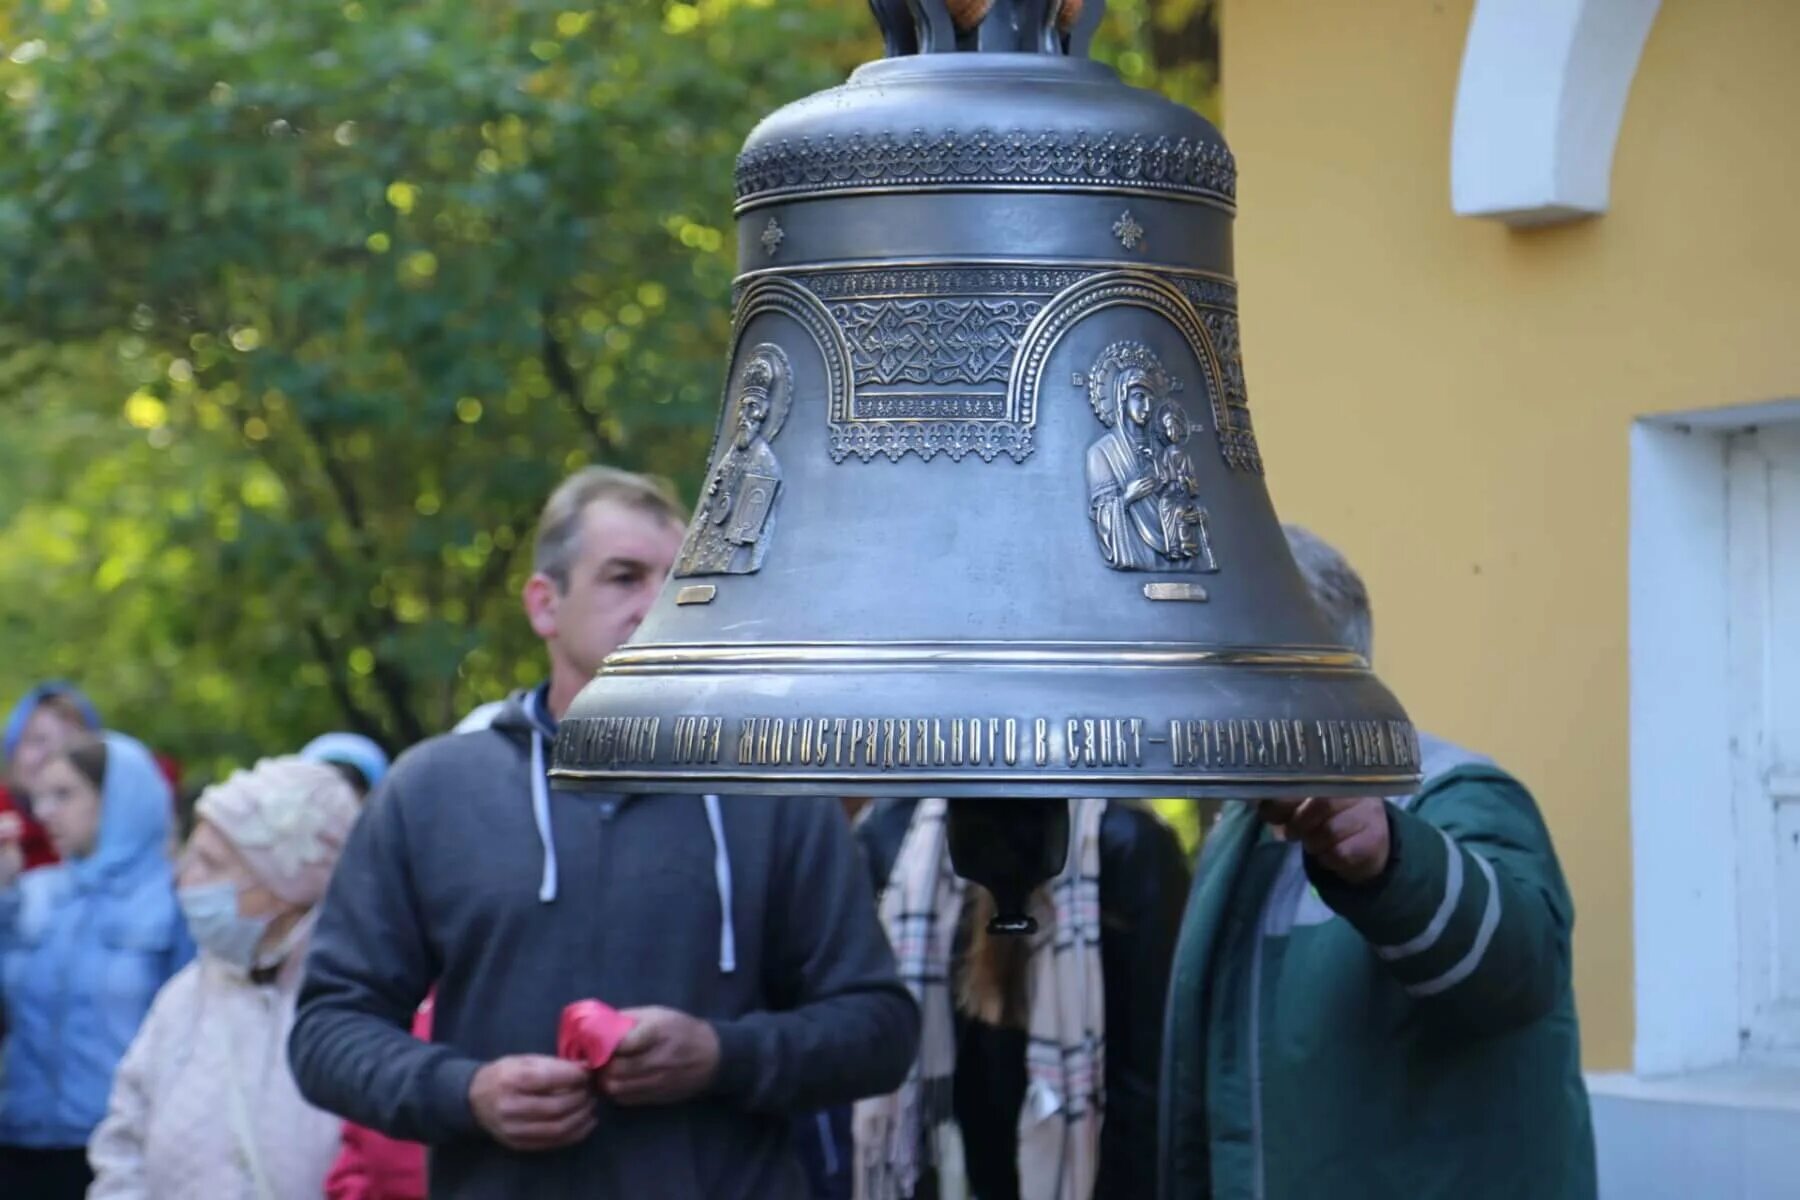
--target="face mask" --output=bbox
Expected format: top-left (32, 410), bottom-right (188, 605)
top-left (178, 882), bottom-right (276, 971)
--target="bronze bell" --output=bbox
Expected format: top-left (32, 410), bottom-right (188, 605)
top-left (553, 0), bottom-right (1419, 909)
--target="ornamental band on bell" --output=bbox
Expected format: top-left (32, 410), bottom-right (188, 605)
top-left (719, 263), bottom-right (1261, 472)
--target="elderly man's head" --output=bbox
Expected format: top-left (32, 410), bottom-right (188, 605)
top-left (1283, 525), bottom-right (1373, 662)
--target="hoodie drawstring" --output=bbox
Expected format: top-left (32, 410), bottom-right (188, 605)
top-left (704, 794), bottom-right (738, 975)
top-left (528, 711), bottom-right (737, 976)
top-left (530, 729), bottom-right (559, 903)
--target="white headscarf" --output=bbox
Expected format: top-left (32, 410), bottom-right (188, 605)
top-left (194, 757), bottom-right (358, 907)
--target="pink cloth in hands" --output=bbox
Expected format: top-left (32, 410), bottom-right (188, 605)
top-left (557, 1000), bottom-right (637, 1070)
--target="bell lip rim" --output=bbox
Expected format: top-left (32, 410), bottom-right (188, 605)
top-left (597, 639), bottom-right (1372, 674)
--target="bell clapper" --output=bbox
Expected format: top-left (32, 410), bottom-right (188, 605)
top-left (944, 797), bottom-right (1071, 938)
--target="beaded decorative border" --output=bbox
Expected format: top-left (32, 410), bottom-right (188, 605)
top-left (735, 128), bottom-right (1237, 210)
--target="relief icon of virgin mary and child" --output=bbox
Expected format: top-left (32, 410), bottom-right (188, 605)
top-left (676, 342), bottom-right (792, 577)
top-left (1082, 339), bottom-right (1220, 574)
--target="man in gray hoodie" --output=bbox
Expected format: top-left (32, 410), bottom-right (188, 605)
top-left (290, 467), bottom-right (919, 1198)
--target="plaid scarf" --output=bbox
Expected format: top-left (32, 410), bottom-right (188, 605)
top-left (855, 797), bottom-right (1108, 1200)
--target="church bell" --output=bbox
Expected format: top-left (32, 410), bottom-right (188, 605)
top-left (553, 0), bottom-right (1420, 810)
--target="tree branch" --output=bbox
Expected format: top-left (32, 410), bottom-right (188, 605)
top-left (540, 298), bottom-right (617, 458)
top-left (311, 432), bottom-right (370, 538)
top-left (369, 657), bottom-right (429, 748)
top-left (304, 619), bottom-right (390, 744)
top-left (474, 516), bottom-right (531, 603)
top-left (267, 395), bottom-right (430, 746)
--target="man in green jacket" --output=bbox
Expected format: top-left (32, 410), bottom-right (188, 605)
top-left (1159, 526), bottom-right (1596, 1200)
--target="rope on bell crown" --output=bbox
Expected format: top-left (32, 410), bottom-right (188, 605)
top-left (945, 0), bottom-right (993, 30)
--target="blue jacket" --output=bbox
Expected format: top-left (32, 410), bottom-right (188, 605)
top-left (0, 731), bottom-right (193, 1149)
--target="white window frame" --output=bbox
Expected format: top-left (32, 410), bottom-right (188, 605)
top-left (1630, 400), bottom-right (1800, 1075)
top-left (1725, 426), bottom-right (1800, 1056)
top-left (1627, 399), bottom-right (1800, 1072)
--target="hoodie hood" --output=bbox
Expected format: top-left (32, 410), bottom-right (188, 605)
top-left (4, 681), bottom-right (102, 761)
top-left (453, 700), bottom-right (506, 734)
top-left (71, 731), bottom-right (175, 892)
top-left (488, 686), bottom-right (556, 743)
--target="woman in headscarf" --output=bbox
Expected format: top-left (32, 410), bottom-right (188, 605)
top-left (853, 798), bottom-right (1190, 1200)
top-left (88, 756), bottom-right (361, 1200)
top-left (0, 732), bottom-right (191, 1199)
top-left (0, 681), bottom-right (104, 870)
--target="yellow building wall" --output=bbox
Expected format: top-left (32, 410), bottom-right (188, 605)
top-left (1220, 0), bottom-right (1800, 1070)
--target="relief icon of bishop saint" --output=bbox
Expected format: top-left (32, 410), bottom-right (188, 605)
top-left (677, 342), bottom-right (792, 577)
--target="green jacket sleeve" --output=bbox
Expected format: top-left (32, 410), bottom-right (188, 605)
top-left (1306, 766), bottom-right (1575, 1035)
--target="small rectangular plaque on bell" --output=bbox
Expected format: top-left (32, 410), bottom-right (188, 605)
top-left (1143, 582), bottom-right (1208, 602)
top-left (675, 585), bottom-right (717, 606)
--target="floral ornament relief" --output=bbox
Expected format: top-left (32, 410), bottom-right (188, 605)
top-left (1112, 210), bottom-right (1145, 251)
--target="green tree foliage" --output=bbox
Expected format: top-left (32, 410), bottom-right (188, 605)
top-left (0, 0), bottom-right (874, 770)
top-left (0, 0), bottom-right (1215, 781)
top-left (1102, 0), bottom-right (1220, 122)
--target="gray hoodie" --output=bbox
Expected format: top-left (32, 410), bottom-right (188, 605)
top-left (288, 688), bottom-right (918, 1198)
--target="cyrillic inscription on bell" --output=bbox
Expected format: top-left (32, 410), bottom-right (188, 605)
top-left (554, 0), bottom-right (1419, 802)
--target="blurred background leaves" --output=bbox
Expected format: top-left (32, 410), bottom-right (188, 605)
top-left (0, 0), bottom-right (1216, 782)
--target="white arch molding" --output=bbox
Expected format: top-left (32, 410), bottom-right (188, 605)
top-left (1451, 0), bottom-right (1662, 226)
